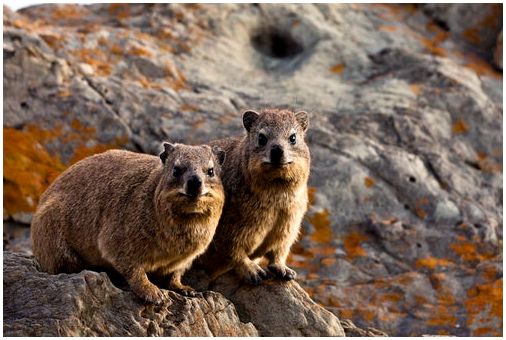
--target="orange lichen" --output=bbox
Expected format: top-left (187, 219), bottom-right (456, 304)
top-left (128, 45), bottom-right (153, 58)
top-left (343, 231), bottom-right (368, 259)
top-left (180, 103), bottom-right (199, 112)
top-left (40, 33), bottom-right (65, 50)
top-left (378, 25), bottom-right (397, 32)
top-left (311, 246), bottom-right (336, 256)
top-left (452, 119), bottom-right (469, 134)
top-left (420, 36), bottom-right (447, 57)
top-left (464, 54), bottom-right (503, 79)
top-left (73, 48), bottom-right (112, 76)
top-left (320, 257), bottom-right (336, 266)
top-left (481, 266), bottom-right (499, 281)
top-left (329, 63), bottom-right (345, 74)
top-left (415, 257), bottom-right (454, 270)
top-left (364, 176), bottom-right (375, 188)
top-left (409, 84), bottom-right (422, 95)
top-left (308, 209), bottom-right (333, 244)
top-left (337, 309), bottom-right (354, 319)
top-left (108, 3), bottom-right (130, 20)
top-left (110, 44), bottom-right (124, 55)
top-left (450, 241), bottom-right (495, 263)
top-left (465, 279), bottom-right (502, 336)
top-left (426, 305), bottom-right (458, 326)
top-left (307, 186), bottom-right (317, 207)
top-left (4, 119), bottom-right (128, 217)
top-left (415, 207), bottom-right (427, 219)
top-left (164, 62), bottom-right (188, 91)
top-left (51, 5), bottom-right (87, 21)
top-left (4, 127), bottom-right (67, 215)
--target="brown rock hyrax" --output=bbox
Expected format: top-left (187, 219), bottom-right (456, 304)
top-left (31, 143), bottom-right (226, 304)
top-left (199, 108), bottom-right (310, 285)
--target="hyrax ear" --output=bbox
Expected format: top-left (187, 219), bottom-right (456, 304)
top-left (159, 142), bottom-right (175, 164)
top-left (212, 146), bottom-right (226, 166)
top-left (243, 110), bottom-right (260, 132)
top-left (295, 111), bottom-right (309, 132)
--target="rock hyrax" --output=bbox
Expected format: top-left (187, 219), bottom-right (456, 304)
top-left (199, 108), bottom-right (310, 285)
top-left (31, 143), bottom-right (226, 304)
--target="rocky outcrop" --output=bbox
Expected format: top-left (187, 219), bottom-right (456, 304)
top-left (3, 4), bottom-right (502, 336)
top-left (3, 251), bottom-right (345, 336)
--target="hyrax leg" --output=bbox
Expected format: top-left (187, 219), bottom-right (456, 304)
top-left (167, 269), bottom-right (199, 297)
top-left (116, 264), bottom-right (165, 305)
top-left (233, 250), bottom-right (271, 285)
top-left (31, 201), bottom-right (85, 274)
top-left (266, 248), bottom-right (297, 280)
top-left (157, 260), bottom-right (199, 297)
top-left (264, 212), bottom-right (300, 281)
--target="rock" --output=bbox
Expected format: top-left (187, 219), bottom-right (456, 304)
top-left (339, 318), bottom-right (388, 337)
top-left (210, 274), bottom-right (345, 336)
top-left (421, 4), bottom-right (502, 52)
top-left (494, 31), bottom-right (502, 70)
top-left (3, 4), bottom-right (502, 336)
top-left (3, 251), bottom-right (345, 336)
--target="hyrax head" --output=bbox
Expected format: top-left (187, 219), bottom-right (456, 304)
top-left (158, 143), bottom-right (225, 211)
top-left (242, 109), bottom-right (310, 184)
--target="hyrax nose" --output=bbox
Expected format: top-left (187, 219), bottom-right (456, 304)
top-left (270, 145), bottom-right (284, 164)
top-left (186, 175), bottom-right (202, 197)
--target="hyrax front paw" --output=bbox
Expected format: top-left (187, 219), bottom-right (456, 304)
top-left (268, 264), bottom-right (297, 280)
top-left (172, 284), bottom-right (200, 298)
top-left (136, 283), bottom-right (165, 305)
top-left (238, 263), bottom-right (271, 286)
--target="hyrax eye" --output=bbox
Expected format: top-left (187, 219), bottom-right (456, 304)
top-left (289, 133), bottom-right (297, 145)
top-left (258, 133), bottom-right (268, 146)
top-left (207, 168), bottom-right (214, 177)
top-left (173, 166), bottom-right (182, 177)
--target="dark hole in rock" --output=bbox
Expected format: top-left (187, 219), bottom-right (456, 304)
top-left (251, 27), bottom-right (304, 59)
top-left (408, 176), bottom-right (416, 183)
top-left (474, 223), bottom-right (483, 229)
top-left (4, 50), bottom-right (15, 59)
top-left (20, 102), bottom-right (29, 110)
top-left (416, 243), bottom-right (422, 248)
top-left (404, 204), bottom-right (410, 210)
top-left (455, 220), bottom-right (464, 227)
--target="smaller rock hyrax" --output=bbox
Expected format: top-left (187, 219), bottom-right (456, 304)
top-left (31, 143), bottom-right (225, 304)
top-left (199, 108), bottom-right (310, 285)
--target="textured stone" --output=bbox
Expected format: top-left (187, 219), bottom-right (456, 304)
top-left (3, 4), bottom-right (502, 336)
top-left (210, 274), bottom-right (345, 336)
top-left (4, 251), bottom-right (346, 336)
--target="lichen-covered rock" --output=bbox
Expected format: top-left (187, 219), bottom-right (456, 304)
top-left (3, 4), bottom-right (502, 336)
top-left (421, 4), bottom-right (502, 52)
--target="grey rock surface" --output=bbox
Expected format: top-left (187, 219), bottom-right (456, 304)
top-left (210, 274), bottom-right (345, 336)
top-left (4, 251), bottom-right (350, 336)
top-left (3, 4), bottom-right (502, 336)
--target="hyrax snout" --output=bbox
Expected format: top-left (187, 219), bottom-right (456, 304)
top-left (31, 143), bottom-right (225, 304)
top-left (199, 108), bottom-right (311, 285)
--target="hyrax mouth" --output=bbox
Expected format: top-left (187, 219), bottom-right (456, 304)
top-left (262, 161), bottom-right (293, 168)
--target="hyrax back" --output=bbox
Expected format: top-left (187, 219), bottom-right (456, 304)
top-left (31, 143), bottom-right (225, 304)
top-left (199, 108), bottom-right (310, 285)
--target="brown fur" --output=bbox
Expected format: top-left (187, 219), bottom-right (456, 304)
top-left (31, 144), bottom-right (225, 304)
top-left (198, 108), bottom-right (310, 285)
